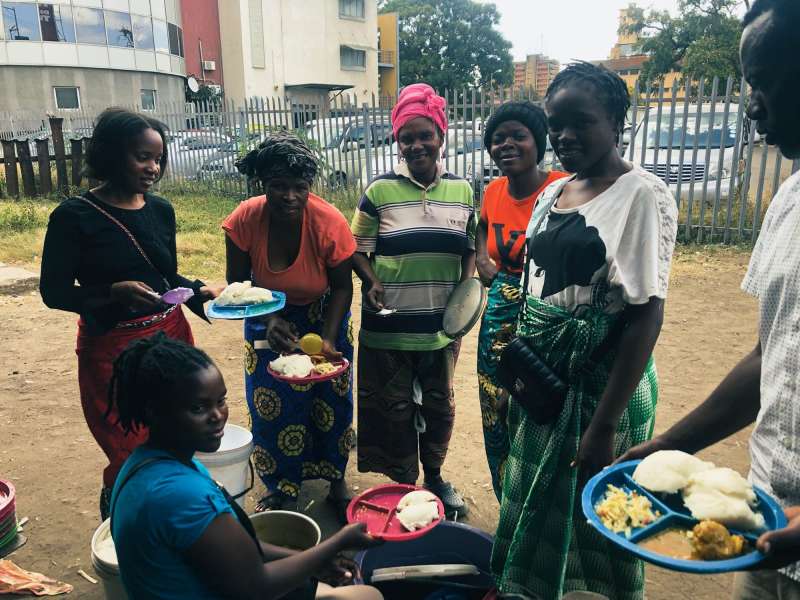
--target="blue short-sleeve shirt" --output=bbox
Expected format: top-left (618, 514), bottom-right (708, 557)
top-left (110, 446), bottom-right (234, 599)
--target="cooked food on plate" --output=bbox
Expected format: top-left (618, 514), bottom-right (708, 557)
top-left (691, 520), bottom-right (747, 560)
top-left (632, 450), bottom-right (714, 494)
top-left (216, 281), bottom-right (274, 306)
top-left (682, 468), bottom-right (766, 531)
top-left (397, 490), bottom-right (438, 511)
top-left (595, 484), bottom-right (660, 537)
top-left (268, 354), bottom-right (315, 378)
top-left (637, 521), bottom-right (747, 561)
top-left (395, 490), bottom-right (440, 531)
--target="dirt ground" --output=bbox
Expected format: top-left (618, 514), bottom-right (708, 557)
top-left (0, 247), bottom-right (758, 599)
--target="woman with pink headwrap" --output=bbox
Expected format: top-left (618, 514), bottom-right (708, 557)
top-left (350, 83), bottom-right (477, 516)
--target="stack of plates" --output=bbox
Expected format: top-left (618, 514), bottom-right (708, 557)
top-left (0, 480), bottom-right (18, 554)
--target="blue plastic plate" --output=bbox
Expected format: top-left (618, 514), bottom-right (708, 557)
top-left (582, 460), bottom-right (787, 573)
top-left (206, 291), bottom-right (286, 320)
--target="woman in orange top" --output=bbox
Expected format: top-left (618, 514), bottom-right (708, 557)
top-left (475, 101), bottom-right (568, 499)
top-left (223, 133), bottom-right (356, 520)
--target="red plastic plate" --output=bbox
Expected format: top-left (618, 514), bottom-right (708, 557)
top-left (346, 484), bottom-right (445, 542)
top-left (267, 358), bottom-right (350, 384)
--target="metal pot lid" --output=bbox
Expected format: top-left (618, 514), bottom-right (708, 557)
top-left (443, 277), bottom-right (488, 339)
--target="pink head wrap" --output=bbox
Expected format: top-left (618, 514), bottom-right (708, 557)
top-left (391, 83), bottom-right (448, 140)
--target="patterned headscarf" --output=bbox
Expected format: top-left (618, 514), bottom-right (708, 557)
top-left (391, 83), bottom-right (448, 139)
top-left (235, 131), bottom-right (318, 184)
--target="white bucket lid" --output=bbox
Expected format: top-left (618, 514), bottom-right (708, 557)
top-left (195, 423), bottom-right (253, 457)
top-left (91, 518), bottom-right (119, 574)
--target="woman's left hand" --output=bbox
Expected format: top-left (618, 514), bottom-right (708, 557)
top-left (321, 339), bottom-right (344, 361)
top-left (315, 555), bottom-right (360, 586)
top-left (199, 285), bottom-right (225, 300)
top-left (577, 423), bottom-right (615, 486)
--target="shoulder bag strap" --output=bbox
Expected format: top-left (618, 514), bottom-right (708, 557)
top-left (520, 193), bottom-right (560, 311)
top-left (109, 456), bottom-right (173, 533)
top-left (79, 196), bottom-right (171, 289)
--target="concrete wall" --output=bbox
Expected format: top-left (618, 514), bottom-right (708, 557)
top-left (181, 0), bottom-right (224, 87)
top-left (0, 65), bottom-right (184, 111)
top-left (220, 0), bottom-right (379, 102)
top-left (377, 11), bottom-right (398, 101)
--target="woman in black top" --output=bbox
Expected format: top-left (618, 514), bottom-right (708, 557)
top-left (40, 108), bottom-right (220, 519)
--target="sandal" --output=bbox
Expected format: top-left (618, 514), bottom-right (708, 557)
top-left (255, 493), bottom-right (292, 513)
top-left (424, 479), bottom-right (469, 518)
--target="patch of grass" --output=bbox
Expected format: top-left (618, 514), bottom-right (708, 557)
top-left (0, 200), bottom-right (55, 233)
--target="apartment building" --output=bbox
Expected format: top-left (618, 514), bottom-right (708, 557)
top-left (0, 0), bottom-right (186, 112)
top-left (219, 0), bottom-right (379, 107)
top-left (377, 10), bottom-right (397, 106)
top-left (598, 6), bottom-right (683, 98)
top-left (513, 53), bottom-right (559, 96)
top-left (180, 0), bottom-right (222, 91)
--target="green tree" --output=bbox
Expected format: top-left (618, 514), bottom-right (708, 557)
top-left (380, 0), bottom-right (513, 90)
top-left (623, 0), bottom-right (743, 82)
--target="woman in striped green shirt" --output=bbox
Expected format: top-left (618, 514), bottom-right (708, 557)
top-left (351, 83), bottom-right (476, 516)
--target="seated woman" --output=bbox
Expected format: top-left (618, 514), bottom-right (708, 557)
top-left (475, 101), bottom-right (568, 501)
top-left (491, 63), bottom-right (678, 599)
top-left (223, 133), bottom-right (356, 519)
top-left (109, 333), bottom-right (383, 600)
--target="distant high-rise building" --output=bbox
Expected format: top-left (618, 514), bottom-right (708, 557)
top-left (512, 53), bottom-right (559, 96)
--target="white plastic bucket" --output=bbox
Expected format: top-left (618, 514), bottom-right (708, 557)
top-left (91, 518), bottom-right (129, 600)
top-left (194, 423), bottom-right (254, 507)
top-left (249, 511), bottom-right (322, 551)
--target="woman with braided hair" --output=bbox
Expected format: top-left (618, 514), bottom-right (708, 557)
top-left (108, 333), bottom-right (383, 600)
top-left (490, 62), bottom-right (678, 599)
top-left (475, 100), bottom-right (567, 501)
top-left (223, 132), bottom-right (357, 519)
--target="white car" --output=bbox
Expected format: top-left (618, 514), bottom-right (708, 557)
top-left (626, 105), bottom-right (742, 202)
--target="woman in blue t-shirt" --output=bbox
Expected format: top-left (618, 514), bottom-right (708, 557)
top-left (109, 333), bottom-right (383, 600)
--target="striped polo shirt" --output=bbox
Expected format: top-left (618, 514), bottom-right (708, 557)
top-left (351, 162), bottom-right (476, 351)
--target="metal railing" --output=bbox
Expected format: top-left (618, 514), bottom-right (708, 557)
top-left (377, 50), bottom-right (395, 65)
top-left (1, 78), bottom-right (798, 243)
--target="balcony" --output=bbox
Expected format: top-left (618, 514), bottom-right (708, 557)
top-left (378, 50), bottom-right (395, 68)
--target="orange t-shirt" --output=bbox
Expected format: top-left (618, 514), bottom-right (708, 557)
top-left (480, 171), bottom-right (569, 273)
top-left (222, 193), bottom-right (356, 306)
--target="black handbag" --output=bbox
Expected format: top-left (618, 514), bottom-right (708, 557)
top-left (497, 199), bottom-right (626, 425)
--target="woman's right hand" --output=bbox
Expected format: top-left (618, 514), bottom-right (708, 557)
top-left (110, 281), bottom-right (162, 311)
top-left (365, 281), bottom-right (385, 310)
top-left (333, 523), bottom-right (383, 552)
top-left (476, 257), bottom-right (499, 288)
top-left (266, 317), bottom-right (299, 353)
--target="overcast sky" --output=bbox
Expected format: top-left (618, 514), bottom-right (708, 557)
top-left (482, 0), bottom-right (746, 65)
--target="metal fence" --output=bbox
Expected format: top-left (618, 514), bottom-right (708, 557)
top-left (2, 77), bottom-right (798, 243)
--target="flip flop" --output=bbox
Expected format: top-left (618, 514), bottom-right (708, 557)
top-left (255, 493), bottom-right (293, 513)
top-left (424, 480), bottom-right (469, 518)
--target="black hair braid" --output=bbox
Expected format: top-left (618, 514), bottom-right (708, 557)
top-left (545, 61), bottom-right (631, 135)
top-left (235, 130), bottom-right (318, 185)
top-left (107, 332), bottom-right (213, 434)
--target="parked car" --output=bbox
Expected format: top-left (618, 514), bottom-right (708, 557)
top-left (626, 105), bottom-right (742, 202)
top-left (168, 133), bottom-right (237, 178)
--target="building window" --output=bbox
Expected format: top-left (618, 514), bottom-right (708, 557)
top-left (54, 86), bottom-right (80, 109)
top-left (132, 15), bottom-right (153, 50)
top-left (339, 0), bottom-right (365, 19)
top-left (153, 18), bottom-right (168, 52)
top-left (105, 10), bottom-right (133, 47)
top-left (140, 89), bottom-right (157, 111)
top-left (2, 2), bottom-right (41, 41)
top-left (340, 45), bottom-right (366, 71)
top-left (74, 7), bottom-right (105, 45)
top-left (167, 21), bottom-right (183, 56)
top-left (39, 3), bottom-right (75, 42)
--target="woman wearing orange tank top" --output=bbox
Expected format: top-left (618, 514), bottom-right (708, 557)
top-left (475, 101), bottom-right (567, 500)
